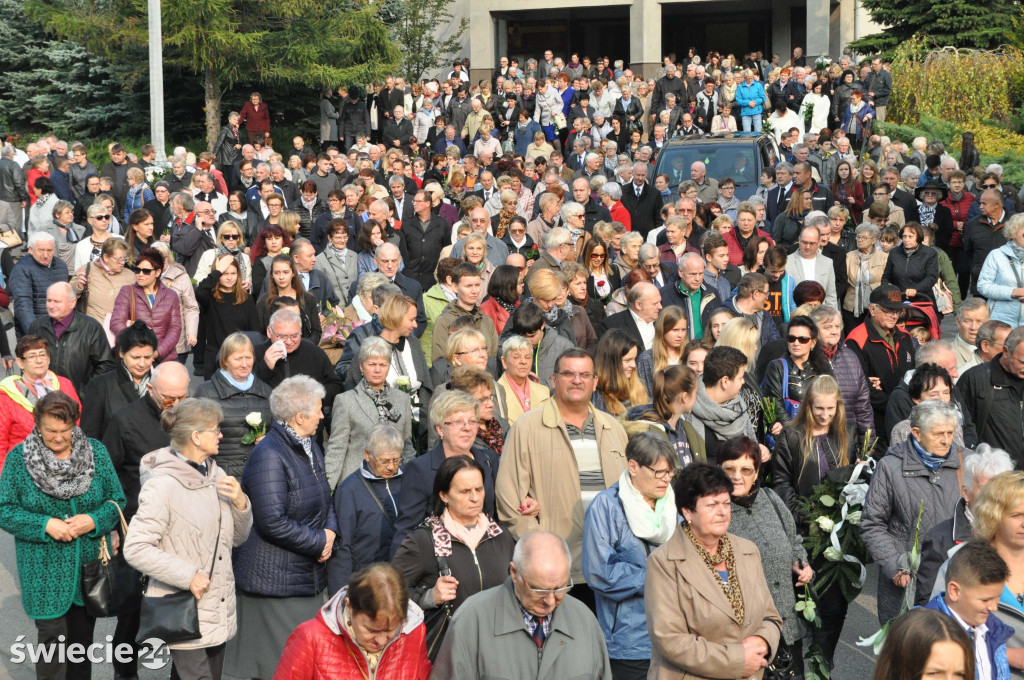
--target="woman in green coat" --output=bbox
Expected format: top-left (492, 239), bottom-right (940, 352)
top-left (0, 391), bottom-right (125, 680)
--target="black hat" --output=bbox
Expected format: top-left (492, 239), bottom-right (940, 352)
top-left (915, 179), bottom-right (949, 203)
top-left (869, 284), bottom-right (909, 310)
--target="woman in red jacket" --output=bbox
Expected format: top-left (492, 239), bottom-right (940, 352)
top-left (275, 563), bottom-right (431, 680)
top-left (109, 247), bottom-right (182, 362)
top-left (0, 335), bottom-right (80, 465)
top-left (239, 91), bottom-right (271, 144)
top-left (479, 265), bottom-right (521, 335)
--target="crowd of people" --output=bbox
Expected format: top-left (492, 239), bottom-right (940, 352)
top-left (1, 42), bottom-right (1023, 680)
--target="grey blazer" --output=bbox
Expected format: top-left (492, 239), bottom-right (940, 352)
top-left (315, 247), bottom-right (358, 305)
top-left (785, 253), bottom-right (838, 309)
top-left (325, 385), bottom-right (415, 489)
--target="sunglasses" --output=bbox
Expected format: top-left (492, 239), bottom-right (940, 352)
top-left (222, 234), bottom-right (240, 241)
top-left (982, 184), bottom-right (999, 189)
top-left (93, 215), bottom-right (112, 221)
top-left (787, 335), bottom-right (813, 344)
top-left (133, 266), bottom-right (157, 275)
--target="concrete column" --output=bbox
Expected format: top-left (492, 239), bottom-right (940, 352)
top-left (835, 0), bottom-right (856, 55)
top-left (468, 6), bottom-right (496, 85)
top-left (629, 0), bottom-right (661, 78)
top-left (805, 0), bottom-right (829, 61)
top-left (772, 0), bottom-right (792, 62)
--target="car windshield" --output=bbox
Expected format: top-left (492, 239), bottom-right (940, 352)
top-left (657, 143), bottom-right (758, 189)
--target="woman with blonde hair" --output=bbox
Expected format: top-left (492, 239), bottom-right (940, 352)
top-left (462, 232), bottom-right (495, 290)
top-left (970, 472), bottom-right (1024, 628)
top-left (636, 305), bottom-right (688, 396)
top-left (277, 209), bottom-right (301, 238)
top-left (194, 220), bottom-right (252, 287)
top-left (628, 364), bottom-right (706, 466)
top-left (592, 329), bottom-right (648, 416)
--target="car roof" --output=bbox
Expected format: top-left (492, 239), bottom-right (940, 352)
top-left (661, 133), bottom-right (770, 147)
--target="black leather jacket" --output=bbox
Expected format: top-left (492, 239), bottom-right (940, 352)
top-left (0, 157), bottom-right (28, 203)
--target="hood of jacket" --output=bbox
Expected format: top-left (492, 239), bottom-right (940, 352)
top-left (139, 446), bottom-right (218, 490)
top-left (318, 586), bottom-right (424, 638)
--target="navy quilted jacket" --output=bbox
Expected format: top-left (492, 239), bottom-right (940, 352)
top-left (234, 420), bottom-right (339, 597)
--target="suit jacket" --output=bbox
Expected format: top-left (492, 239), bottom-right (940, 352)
top-left (346, 272), bottom-right (427, 338)
top-left (766, 183), bottom-right (793, 224)
top-left (621, 181), bottom-right (665, 239)
top-left (785, 254), bottom-right (838, 309)
top-left (398, 213), bottom-right (450, 292)
top-left (892, 188), bottom-right (920, 223)
top-left (324, 386), bottom-right (415, 489)
top-left (599, 309), bottom-right (645, 349)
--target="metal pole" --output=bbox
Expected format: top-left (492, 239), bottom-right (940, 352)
top-left (148, 0), bottom-right (166, 163)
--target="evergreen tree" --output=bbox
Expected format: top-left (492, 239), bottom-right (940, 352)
top-left (850, 0), bottom-right (1014, 57)
top-left (29, 0), bottom-right (401, 148)
top-left (388, 0), bottom-right (469, 83)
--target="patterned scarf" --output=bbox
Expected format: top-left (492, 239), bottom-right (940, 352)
top-left (279, 420), bottom-right (315, 467)
top-left (684, 522), bottom-right (745, 623)
top-left (478, 418), bottom-right (504, 454)
top-left (496, 210), bottom-right (515, 239)
top-left (22, 427), bottom-right (95, 500)
top-left (918, 202), bottom-right (937, 227)
top-left (217, 243), bottom-right (249, 282)
top-left (360, 378), bottom-right (401, 423)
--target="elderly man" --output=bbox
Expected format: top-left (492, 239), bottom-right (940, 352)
top-left (27, 281), bottom-right (114, 396)
top-left (10, 232), bottom-right (70, 336)
top-left (965, 188), bottom-right (1012, 297)
top-left (525, 227), bottom-right (573, 287)
top-left (784, 225), bottom-right (838, 308)
top-left (191, 170), bottom-right (227, 214)
top-left (599, 281), bottom-right (662, 350)
top-left (382, 105), bottom-right (414, 148)
top-left (952, 299), bottom-right (990, 373)
top-left (281, 237), bottom-right (339, 308)
top-left (661, 252), bottom-right (721, 339)
top-left (430, 531), bottom-right (612, 680)
top-left (271, 161), bottom-right (299, 207)
top-left (652, 63), bottom-right (686, 113)
top-left (0, 144), bottom-right (28, 233)
top-left (621, 162), bottom-right (664, 239)
top-left (721, 272), bottom-right (780, 348)
top-left (344, 242), bottom-right (427, 337)
top-left (959, 326), bottom-right (1024, 466)
top-left (690, 161), bottom-right (718, 204)
top-left (450, 207), bottom-right (510, 267)
top-left (496, 348), bottom-right (628, 597)
top-left (526, 192), bottom-right (562, 245)
top-left (639, 243), bottom-right (676, 288)
top-left (846, 283), bottom-right (916, 446)
top-left (977, 319), bottom-right (1012, 364)
top-left (172, 200), bottom-right (217, 277)
top-left (884, 341), bottom-right (976, 446)
top-left (400, 190), bottom-right (450, 291)
top-left (574, 152), bottom-right (610, 183)
top-left (461, 98), bottom-right (487, 142)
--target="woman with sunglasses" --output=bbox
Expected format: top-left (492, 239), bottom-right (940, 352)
top-left (761, 316), bottom-right (833, 423)
top-left (72, 237), bottom-right (135, 333)
top-left (216, 190), bottom-right (262, 245)
top-left (582, 237), bottom-right (620, 306)
top-left (194, 221), bottom-right (252, 291)
top-left (74, 203), bottom-right (116, 271)
top-left (110, 247), bottom-right (183, 362)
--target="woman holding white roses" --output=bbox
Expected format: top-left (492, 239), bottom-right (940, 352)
top-left (770, 375), bottom-right (852, 667)
top-left (193, 333), bottom-right (272, 477)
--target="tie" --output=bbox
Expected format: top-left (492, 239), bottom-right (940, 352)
top-left (531, 615), bottom-right (547, 647)
top-left (636, 186), bottom-right (642, 198)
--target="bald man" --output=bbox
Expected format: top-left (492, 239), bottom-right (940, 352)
top-left (28, 281), bottom-right (115, 396)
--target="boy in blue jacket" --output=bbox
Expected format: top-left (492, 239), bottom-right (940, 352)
top-left (925, 538), bottom-right (1014, 680)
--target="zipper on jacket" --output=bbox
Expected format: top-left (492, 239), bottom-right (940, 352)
top-left (384, 479), bottom-right (398, 517)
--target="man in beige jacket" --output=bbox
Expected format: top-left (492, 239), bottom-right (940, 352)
top-left (495, 348), bottom-right (628, 603)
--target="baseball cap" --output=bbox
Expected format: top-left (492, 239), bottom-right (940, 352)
top-left (869, 284), bottom-right (909, 310)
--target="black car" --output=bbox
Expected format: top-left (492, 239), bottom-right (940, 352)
top-left (651, 133), bottom-right (780, 200)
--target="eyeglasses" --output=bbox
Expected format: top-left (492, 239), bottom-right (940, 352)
top-left (787, 335), bottom-right (813, 344)
top-left (521, 576), bottom-right (574, 597)
top-left (134, 267), bottom-right (156, 275)
top-left (151, 387), bottom-right (188, 409)
top-left (982, 183), bottom-right (999, 189)
top-left (222, 234), bottom-right (240, 241)
top-left (21, 352), bottom-right (49, 363)
top-left (722, 465), bottom-right (757, 478)
top-left (642, 464), bottom-right (675, 480)
top-left (111, 256), bottom-right (128, 264)
top-left (93, 215), bottom-right (112, 221)
top-left (455, 346), bottom-right (488, 357)
top-left (273, 331), bottom-right (302, 341)
top-left (373, 456), bottom-right (402, 468)
top-left (555, 370), bottom-right (594, 381)
top-left (199, 427), bottom-right (221, 435)
top-left (443, 418), bottom-right (478, 430)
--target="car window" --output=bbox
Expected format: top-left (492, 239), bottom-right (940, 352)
top-left (656, 144), bottom-right (758, 187)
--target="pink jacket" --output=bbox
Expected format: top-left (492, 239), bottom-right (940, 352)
top-left (109, 284), bottom-right (182, 361)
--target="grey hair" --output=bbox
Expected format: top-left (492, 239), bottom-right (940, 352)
top-left (747, 195), bottom-right (766, 208)
top-left (501, 335), bottom-right (533, 358)
top-left (163, 398), bottom-right (223, 448)
top-left (977, 319), bottom-right (1012, 349)
top-left (291, 237), bottom-right (314, 256)
top-left (909, 399), bottom-right (958, 434)
top-left (428, 389), bottom-right (480, 430)
top-left (269, 375), bottom-right (326, 422)
top-left (512, 531), bottom-right (572, 575)
top-left (543, 227), bottom-right (572, 250)
top-left (365, 422), bottom-right (404, 458)
top-left (388, 174), bottom-right (405, 187)
top-left (0, 145), bottom-right (14, 158)
top-left (915, 340), bottom-right (952, 367)
top-left (775, 162), bottom-right (793, 174)
top-left (87, 203), bottom-right (109, 219)
top-left (679, 251), bottom-right (704, 269)
top-left (270, 161), bottom-right (285, 172)
top-left (27, 231), bottom-right (56, 248)
top-left (900, 165), bottom-right (921, 183)
top-left (255, 162), bottom-right (271, 174)
top-left (626, 281), bottom-right (655, 308)
top-left (956, 297), bottom-right (989, 321)
top-left (987, 163), bottom-right (1004, 176)
top-left (371, 282), bottom-right (401, 308)
top-left (626, 432), bottom-right (678, 471)
top-left (856, 223), bottom-right (881, 240)
top-left (809, 304), bottom-right (842, 327)
top-left (150, 240), bottom-right (175, 263)
top-left (962, 444), bottom-right (1015, 491)
top-left (620, 231), bottom-right (644, 251)
top-left (168, 154), bottom-right (184, 165)
top-left (375, 242), bottom-right (400, 260)
top-left (601, 181), bottom-right (622, 201)
top-left (560, 201), bottom-right (584, 223)
top-left (47, 281), bottom-right (75, 301)
top-left (51, 200), bottom-right (74, 219)
top-left (357, 336), bottom-right (393, 365)
top-left (172, 192), bottom-right (195, 212)
top-left (357, 271), bottom-right (389, 295)
top-left (1005, 214), bottom-right (1024, 241)
top-left (269, 308), bottom-right (302, 331)
top-left (1004, 326), bottom-right (1024, 356)
top-left (585, 152), bottom-right (601, 165)
top-left (805, 212), bottom-right (830, 230)
top-left (638, 242), bottom-right (661, 264)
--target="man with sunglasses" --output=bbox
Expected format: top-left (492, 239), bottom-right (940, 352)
top-left (431, 531), bottom-right (612, 680)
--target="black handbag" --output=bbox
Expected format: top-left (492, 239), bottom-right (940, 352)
top-left (81, 500), bottom-right (144, 618)
top-left (136, 495), bottom-right (222, 645)
top-left (423, 556), bottom-right (454, 662)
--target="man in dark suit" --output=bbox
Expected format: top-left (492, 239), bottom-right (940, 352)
top-left (598, 281), bottom-right (662, 351)
top-left (766, 162), bottom-right (795, 224)
top-left (398, 190), bottom-right (450, 292)
top-left (346, 243), bottom-right (427, 338)
top-left (882, 165), bottom-right (920, 223)
top-left (565, 138), bottom-right (589, 172)
top-left (388, 175), bottom-right (415, 225)
top-left (382, 105), bottom-right (414, 150)
top-left (620, 162), bottom-right (664, 239)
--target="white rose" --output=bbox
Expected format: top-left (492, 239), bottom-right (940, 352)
top-left (245, 412), bottom-right (263, 428)
top-left (846, 510), bottom-right (862, 525)
top-left (823, 546), bottom-right (842, 562)
top-left (396, 376), bottom-right (411, 389)
top-left (816, 516), bottom-right (835, 533)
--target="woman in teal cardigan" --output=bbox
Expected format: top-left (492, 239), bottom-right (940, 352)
top-left (0, 390), bottom-right (125, 680)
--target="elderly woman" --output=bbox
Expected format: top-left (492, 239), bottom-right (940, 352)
top-left (394, 455), bottom-right (515, 659)
top-left (314, 218), bottom-right (358, 305)
top-left (328, 423), bottom-right (406, 593)
top-left (346, 270), bottom-right (388, 324)
top-left (978, 213), bottom-right (1024, 327)
top-left (0, 391), bottom-right (125, 680)
top-left (560, 200), bottom-right (593, 256)
top-left (218, 190), bottom-right (263, 244)
top-left (150, 242), bottom-right (201, 364)
top-left (43, 199), bottom-right (86, 268)
top-left (881, 221), bottom-right (939, 305)
top-left (72, 236), bottom-right (135, 334)
top-left (862, 400), bottom-right (969, 624)
top-left (915, 444), bottom-right (1014, 606)
top-left (124, 398), bottom-right (252, 680)
top-left (193, 333), bottom-right (272, 477)
top-left (390, 390), bottom-right (500, 556)
top-left (889, 364), bottom-right (967, 450)
top-left (194, 220), bottom-right (253, 288)
top-left (429, 327), bottom-right (494, 387)
top-left (844, 223), bottom-right (889, 329)
top-left (582, 433), bottom-right (679, 680)
top-left (123, 167), bottom-right (154, 220)
top-left (449, 366), bottom-right (508, 456)
top-left (495, 335), bottom-right (550, 425)
top-left (226, 375), bottom-right (338, 680)
top-left (81, 322), bottom-right (157, 439)
top-left (110, 246), bottom-right (183, 362)
top-left (807, 305), bottom-right (874, 438)
top-left (646, 462), bottom-right (783, 679)
top-left (327, 336), bottom-right (415, 488)
top-left (0, 335), bottom-right (81, 460)
top-left (275, 563), bottom-right (431, 679)
top-left (74, 203), bottom-right (116, 270)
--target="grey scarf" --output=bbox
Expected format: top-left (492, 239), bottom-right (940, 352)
top-left (279, 420), bottom-right (315, 468)
top-left (217, 244), bottom-right (249, 283)
top-left (691, 381), bottom-right (755, 441)
top-left (23, 427), bottom-right (94, 500)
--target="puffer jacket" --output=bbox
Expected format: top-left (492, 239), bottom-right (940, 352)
top-left (124, 449), bottom-right (253, 650)
top-left (234, 420), bottom-right (339, 597)
top-left (978, 242), bottom-right (1024, 327)
top-left (123, 184), bottom-right (155, 222)
top-left (9, 254), bottom-right (70, 336)
top-left (825, 344), bottom-right (875, 442)
top-left (0, 373), bottom-right (79, 463)
top-left (160, 261), bottom-right (201, 357)
top-left (109, 283), bottom-right (183, 362)
top-left (861, 437), bottom-right (966, 623)
top-left (274, 587), bottom-right (431, 680)
top-left (193, 370), bottom-right (273, 478)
